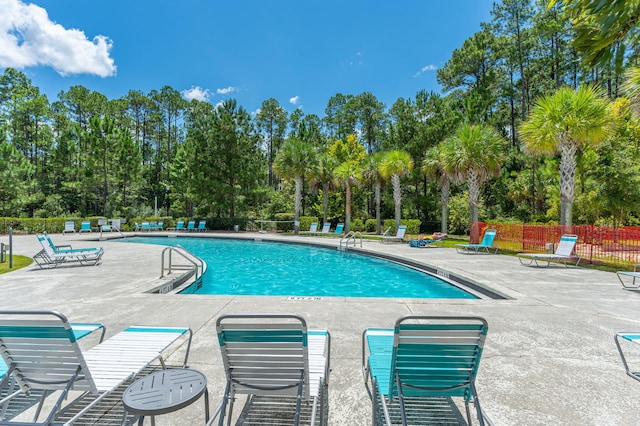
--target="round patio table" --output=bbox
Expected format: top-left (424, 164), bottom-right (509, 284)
top-left (122, 368), bottom-right (209, 426)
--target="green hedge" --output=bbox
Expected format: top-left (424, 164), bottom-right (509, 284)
top-left (382, 219), bottom-right (421, 235)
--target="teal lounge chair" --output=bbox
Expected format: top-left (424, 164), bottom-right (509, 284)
top-left (517, 234), bottom-right (580, 267)
top-left (0, 310), bottom-right (192, 426)
top-left (141, 222), bottom-right (151, 231)
top-left (197, 220), bottom-right (207, 232)
top-left (79, 221), bottom-right (92, 233)
top-left (455, 229), bottom-right (498, 254)
top-left (615, 332), bottom-right (640, 383)
top-left (211, 314), bottom-right (330, 426)
top-left (617, 264), bottom-right (640, 289)
top-left (363, 315), bottom-right (490, 426)
top-left (0, 321), bottom-right (105, 422)
top-left (168, 220), bottom-right (184, 231)
top-left (380, 225), bottom-right (407, 243)
top-left (156, 221), bottom-right (164, 231)
top-left (34, 234), bottom-right (104, 268)
top-left (332, 223), bottom-right (345, 235)
top-left (186, 220), bottom-right (196, 232)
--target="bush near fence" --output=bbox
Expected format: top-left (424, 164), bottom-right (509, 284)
top-left (476, 221), bottom-right (640, 269)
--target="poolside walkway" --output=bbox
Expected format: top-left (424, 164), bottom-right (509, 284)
top-left (1, 231), bottom-right (639, 425)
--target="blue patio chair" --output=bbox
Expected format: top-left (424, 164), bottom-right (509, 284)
top-left (363, 315), bottom-right (490, 426)
top-left (34, 233), bottom-right (104, 268)
top-left (141, 222), bottom-right (151, 231)
top-left (79, 221), bottom-right (92, 233)
top-left (455, 229), bottom-right (498, 254)
top-left (332, 223), bottom-right (344, 235)
top-left (197, 220), bottom-right (207, 232)
top-left (211, 314), bottom-right (330, 426)
top-left (168, 220), bottom-right (184, 231)
top-left (186, 220), bottom-right (196, 232)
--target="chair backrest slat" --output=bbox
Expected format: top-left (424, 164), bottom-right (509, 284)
top-left (480, 229), bottom-right (497, 246)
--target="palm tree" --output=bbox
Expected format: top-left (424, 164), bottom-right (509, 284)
top-left (441, 123), bottom-right (506, 227)
top-left (334, 160), bottom-right (362, 233)
top-left (379, 150), bottom-right (414, 231)
top-left (362, 152), bottom-right (385, 234)
top-left (273, 138), bottom-right (317, 234)
top-left (423, 145), bottom-right (452, 234)
top-left (307, 153), bottom-right (337, 224)
top-left (519, 85), bottom-right (612, 226)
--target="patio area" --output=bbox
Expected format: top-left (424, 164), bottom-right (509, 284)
top-left (0, 231), bottom-right (638, 425)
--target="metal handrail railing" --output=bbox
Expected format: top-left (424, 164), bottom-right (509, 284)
top-left (340, 231), bottom-right (362, 252)
top-left (160, 245), bottom-right (205, 291)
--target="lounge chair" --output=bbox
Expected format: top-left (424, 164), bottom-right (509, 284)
top-left (0, 310), bottom-right (192, 425)
top-left (79, 221), bottom-right (92, 233)
top-left (380, 225), bottom-right (407, 243)
top-left (0, 322), bottom-right (105, 422)
top-left (617, 264), bottom-right (640, 289)
top-left (409, 232), bottom-right (447, 248)
top-left (197, 220), bottom-right (207, 232)
top-left (362, 315), bottom-right (490, 426)
top-left (300, 222), bottom-right (319, 235)
top-left (615, 332), bottom-right (640, 383)
top-left (33, 233), bottom-right (104, 268)
top-left (168, 220), bottom-right (184, 231)
top-left (110, 218), bottom-right (122, 232)
top-left (156, 221), bottom-right (164, 231)
top-left (331, 223), bottom-right (344, 235)
top-left (211, 314), bottom-right (330, 426)
top-left (517, 234), bottom-right (580, 267)
top-left (455, 229), bottom-right (498, 254)
top-left (62, 221), bottom-right (75, 234)
top-left (186, 220), bottom-right (196, 232)
top-left (141, 222), bottom-right (151, 231)
top-left (318, 222), bottom-right (331, 235)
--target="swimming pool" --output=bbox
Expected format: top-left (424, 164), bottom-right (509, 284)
top-left (119, 237), bottom-right (476, 299)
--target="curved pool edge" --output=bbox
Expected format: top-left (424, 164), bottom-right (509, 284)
top-left (111, 232), bottom-right (508, 300)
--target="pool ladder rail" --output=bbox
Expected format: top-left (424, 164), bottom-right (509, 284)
top-left (339, 231), bottom-right (362, 252)
top-left (160, 245), bottom-right (206, 292)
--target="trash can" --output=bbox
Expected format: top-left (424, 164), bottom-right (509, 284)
top-left (545, 242), bottom-right (554, 253)
top-left (234, 225), bottom-right (239, 233)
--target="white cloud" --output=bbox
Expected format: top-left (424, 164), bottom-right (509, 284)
top-left (251, 108), bottom-right (261, 117)
top-left (216, 86), bottom-right (237, 95)
top-left (289, 96), bottom-right (300, 105)
top-left (413, 64), bottom-right (437, 78)
top-left (181, 86), bottom-right (210, 102)
top-left (0, 0), bottom-right (116, 77)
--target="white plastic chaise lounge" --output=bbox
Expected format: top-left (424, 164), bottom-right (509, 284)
top-left (62, 221), bottom-right (75, 234)
top-left (33, 233), bottom-right (104, 268)
top-left (0, 310), bottom-right (192, 426)
top-left (209, 314), bottom-right (330, 426)
top-left (379, 225), bottom-right (407, 243)
top-left (362, 315), bottom-right (491, 426)
top-left (616, 264), bottom-right (640, 289)
top-left (517, 234), bottom-right (580, 267)
top-left (455, 229), bottom-right (498, 254)
top-left (300, 222), bottom-right (319, 235)
top-left (317, 222), bottom-right (331, 235)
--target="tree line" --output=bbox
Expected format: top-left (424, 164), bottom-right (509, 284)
top-left (1, 0), bottom-right (640, 234)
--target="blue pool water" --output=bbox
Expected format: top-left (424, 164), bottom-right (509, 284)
top-left (119, 237), bottom-right (475, 299)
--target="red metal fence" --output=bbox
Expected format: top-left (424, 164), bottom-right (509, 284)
top-left (474, 222), bottom-right (640, 269)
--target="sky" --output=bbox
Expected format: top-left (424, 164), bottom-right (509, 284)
top-left (0, 0), bottom-right (494, 117)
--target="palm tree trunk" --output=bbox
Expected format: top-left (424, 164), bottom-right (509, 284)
top-left (294, 176), bottom-right (302, 234)
top-left (468, 170), bottom-right (480, 226)
top-left (392, 174), bottom-right (402, 229)
top-left (375, 181), bottom-right (381, 234)
top-left (559, 140), bottom-right (577, 226)
top-left (345, 181), bottom-right (352, 233)
top-left (322, 183), bottom-right (329, 223)
top-left (440, 178), bottom-right (450, 234)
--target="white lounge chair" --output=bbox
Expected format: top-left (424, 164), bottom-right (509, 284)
top-left (210, 314), bottom-right (330, 426)
top-left (517, 234), bottom-right (580, 267)
top-left (300, 222), bottom-right (319, 235)
top-left (0, 310), bottom-right (192, 425)
top-left (616, 264), bottom-right (640, 289)
top-left (380, 225), bottom-right (407, 243)
top-left (33, 233), bottom-right (104, 268)
top-left (62, 221), bottom-right (75, 234)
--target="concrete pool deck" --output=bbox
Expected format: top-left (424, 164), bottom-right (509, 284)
top-left (1, 231), bottom-right (639, 425)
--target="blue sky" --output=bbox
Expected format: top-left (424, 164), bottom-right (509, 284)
top-left (0, 0), bottom-right (493, 117)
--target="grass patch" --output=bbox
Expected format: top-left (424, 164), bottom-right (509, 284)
top-left (0, 255), bottom-right (33, 274)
